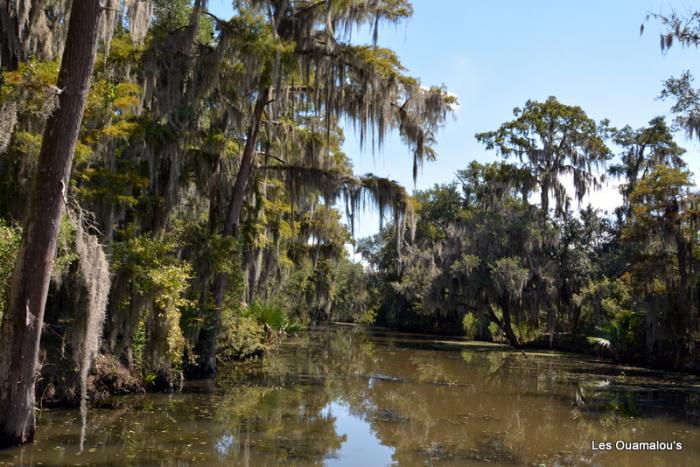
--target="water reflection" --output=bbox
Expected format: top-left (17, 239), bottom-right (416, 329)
top-left (0, 327), bottom-right (698, 466)
top-left (323, 402), bottom-right (394, 467)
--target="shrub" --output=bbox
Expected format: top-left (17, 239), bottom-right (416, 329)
top-left (462, 312), bottom-right (479, 339)
top-left (246, 301), bottom-right (302, 333)
top-left (217, 309), bottom-right (267, 362)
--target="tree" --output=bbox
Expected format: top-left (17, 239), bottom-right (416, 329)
top-left (610, 117), bottom-right (686, 214)
top-left (646, 10), bottom-right (700, 51)
top-left (198, 0), bottom-right (454, 375)
top-left (476, 97), bottom-right (611, 217)
top-left (647, 10), bottom-right (700, 138)
top-left (659, 72), bottom-right (700, 140)
top-left (622, 164), bottom-right (699, 366)
top-left (489, 257), bottom-right (530, 347)
top-left (380, 161), bottom-right (553, 344)
top-left (0, 0), bottom-right (103, 448)
top-left (552, 206), bottom-right (607, 336)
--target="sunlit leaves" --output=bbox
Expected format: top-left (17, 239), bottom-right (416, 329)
top-left (476, 96), bottom-right (612, 216)
top-left (0, 220), bottom-right (20, 317)
top-left (0, 60), bottom-right (60, 118)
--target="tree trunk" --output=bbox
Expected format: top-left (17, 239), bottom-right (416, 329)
top-left (197, 88), bottom-right (269, 376)
top-left (540, 179), bottom-right (550, 216)
top-left (0, 2), bottom-right (19, 71)
top-left (673, 225), bottom-right (690, 366)
top-left (0, 0), bottom-right (101, 448)
top-left (571, 303), bottom-right (582, 337)
top-left (491, 301), bottom-right (521, 348)
top-left (222, 88), bottom-right (270, 239)
top-left (501, 303), bottom-right (521, 348)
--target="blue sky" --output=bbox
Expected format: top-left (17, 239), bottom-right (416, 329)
top-left (210, 0), bottom-right (700, 238)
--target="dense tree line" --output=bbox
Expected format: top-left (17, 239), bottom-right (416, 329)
top-left (347, 9), bottom-right (700, 373)
top-left (362, 99), bottom-right (699, 370)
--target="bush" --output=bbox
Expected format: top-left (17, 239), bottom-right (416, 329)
top-left (246, 301), bottom-right (302, 333)
top-left (217, 309), bottom-right (267, 362)
top-left (462, 313), bottom-right (479, 339)
top-left (587, 310), bottom-right (644, 361)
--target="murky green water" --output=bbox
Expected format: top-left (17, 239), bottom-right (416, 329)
top-left (1, 327), bottom-right (699, 466)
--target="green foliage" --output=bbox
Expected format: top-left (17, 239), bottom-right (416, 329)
top-left (451, 255), bottom-right (480, 276)
top-left (462, 313), bottom-right (479, 340)
top-left (245, 302), bottom-right (289, 331)
top-left (113, 231), bottom-right (191, 301)
top-left (11, 131), bottom-right (42, 159)
top-left (51, 215), bottom-right (80, 284)
top-left (414, 184), bottom-right (464, 240)
top-left (610, 117), bottom-right (685, 207)
top-left (0, 220), bottom-right (20, 316)
top-left (476, 96), bottom-right (612, 216)
top-left (332, 258), bottom-right (379, 324)
top-left (131, 316), bottom-right (147, 372)
top-left (587, 310), bottom-right (644, 360)
top-left (151, 0), bottom-right (193, 37)
top-left (0, 60), bottom-right (60, 118)
top-left (217, 309), bottom-right (267, 362)
top-left (489, 257), bottom-right (529, 302)
top-left (575, 277), bottom-right (632, 329)
top-left (487, 322), bottom-right (501, 339)
top-left (180, 223), bottom-right (239, 275)
top-left (104, 34), bottom-right (144, 67)
top-left (246, 301), bottom-right (301, 333)
top-left (76, 166), bottom-right (149, 207)
top-left (113, 230), bottom-right (193, 370)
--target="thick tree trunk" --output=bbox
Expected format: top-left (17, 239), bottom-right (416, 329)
top-left (0, 0), bottom-right (101, 448)
top-left (197, 88), bottom-right (270, 376)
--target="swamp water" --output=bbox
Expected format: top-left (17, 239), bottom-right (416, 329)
top-left (0, 327), bottom-right (698, 466)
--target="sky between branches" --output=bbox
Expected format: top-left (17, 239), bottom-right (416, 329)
top-left (210, 0), bottom-right (700, 238)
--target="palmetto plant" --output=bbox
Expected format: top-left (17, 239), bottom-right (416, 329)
top-left (587, 311), bottom-right (643, 360)
top-left (247, 301), bottom-right (302, 334)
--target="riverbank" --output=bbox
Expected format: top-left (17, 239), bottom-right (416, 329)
top-left (332, 322), bottom-right (700, 375)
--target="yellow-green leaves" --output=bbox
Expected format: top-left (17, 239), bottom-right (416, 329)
top-left (1, 60), bottom-right (60, 118)
top-left (0, 220), bottom-right (20, 315)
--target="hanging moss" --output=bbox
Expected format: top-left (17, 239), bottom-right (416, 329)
top-left (1, 0), bottom-right (72, 63)
top-left (126, 0), bottom-right (154, 45)
top-left (0, 102), bottom-right (17, 154)
top-left (0, 1), bottom-right (460, 400)
top-left (71, 215), bottom-right (110, 450)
